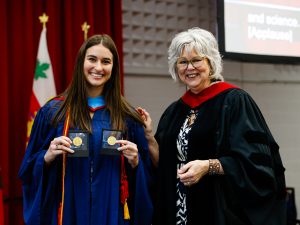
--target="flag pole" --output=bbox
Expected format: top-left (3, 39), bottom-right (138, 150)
top-left (39, 13), bottom-right (49, 29)
top-left (81, 22), bottom-right (90, 40)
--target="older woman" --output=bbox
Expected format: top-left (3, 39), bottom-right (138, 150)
top-left (139, 27), bottom-right (286, 225)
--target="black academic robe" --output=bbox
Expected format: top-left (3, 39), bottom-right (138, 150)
top-left (153, 83), bottom-right (286, 225)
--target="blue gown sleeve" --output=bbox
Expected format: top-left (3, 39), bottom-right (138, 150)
top-left (18, 103), bottom-right (60, 225)
top-left (126, 120), bottom-right (154, 225)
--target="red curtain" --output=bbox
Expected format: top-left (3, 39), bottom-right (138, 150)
top-left (0, 1), bottom-right (123, 224)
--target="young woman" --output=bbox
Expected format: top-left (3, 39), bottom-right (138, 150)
top-left (19, 34), bottom-right (154, 225)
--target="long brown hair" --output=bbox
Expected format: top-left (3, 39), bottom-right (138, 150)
top-left (52, 34), bottom-right (144, 132)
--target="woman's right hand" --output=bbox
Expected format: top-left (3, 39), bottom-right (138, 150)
top-left (177, 160), bottom-right (209, 186)
top-left (136, 107), bottom-right (159, 167)
top-left (44, 136), bottom-right (74, 165)
top-left (136, 107), bottom-right (153, 135)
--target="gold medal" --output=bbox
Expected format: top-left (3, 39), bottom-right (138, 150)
top-left (73, 136), bottom-right (83, 147)
top-left (107, 136), bottom-right (117, 145)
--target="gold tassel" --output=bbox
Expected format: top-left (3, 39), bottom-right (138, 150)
top-left (124, 199), bottom-right (130, 220)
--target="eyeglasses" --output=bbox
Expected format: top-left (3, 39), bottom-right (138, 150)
top-left (177, 56), bottom-right (206, 70)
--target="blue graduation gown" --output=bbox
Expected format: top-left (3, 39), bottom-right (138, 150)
top-left (18, 99), bottom-right (154, 225)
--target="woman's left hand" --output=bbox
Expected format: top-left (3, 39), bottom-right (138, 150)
top-left (116, 140), bottom-right (139, 168)
top-left (177, 160), bottom-right (209, 186)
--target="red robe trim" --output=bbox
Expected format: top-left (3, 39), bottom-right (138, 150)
top-left (181, 82), bottom-right (239, 108)
top-left (58, 109), bottom-right (70, 225)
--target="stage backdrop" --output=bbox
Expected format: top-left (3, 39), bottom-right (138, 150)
top-left (0, 0), bottom-right (123, 224)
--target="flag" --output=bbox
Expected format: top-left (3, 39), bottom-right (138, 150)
top-left (27, 28), bottom-right (56, 143)
top-left (0, 167), bottom-right (4, 225)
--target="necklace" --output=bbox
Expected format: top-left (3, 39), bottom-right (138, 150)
top-left (187, 110), bottom-right (197, 126)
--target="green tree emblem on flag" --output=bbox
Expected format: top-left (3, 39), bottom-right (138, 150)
top-left (34, 59), bottom-right (49, 80)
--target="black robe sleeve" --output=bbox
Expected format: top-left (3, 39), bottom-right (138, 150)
top-left (217, 89), bottom-right (286, 225)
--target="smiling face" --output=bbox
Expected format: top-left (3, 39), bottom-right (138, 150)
top-left (83, 44), bottom-right (113, 97)
top-left (177, 47), bottom-right (212, 94)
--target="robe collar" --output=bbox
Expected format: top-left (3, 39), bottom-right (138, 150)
top-left (88, 96), bottom-right (106, 112)
top-left (52, 96), bottom-right (106, 112)
top-left (181, 82), bottom-right (238, 108)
